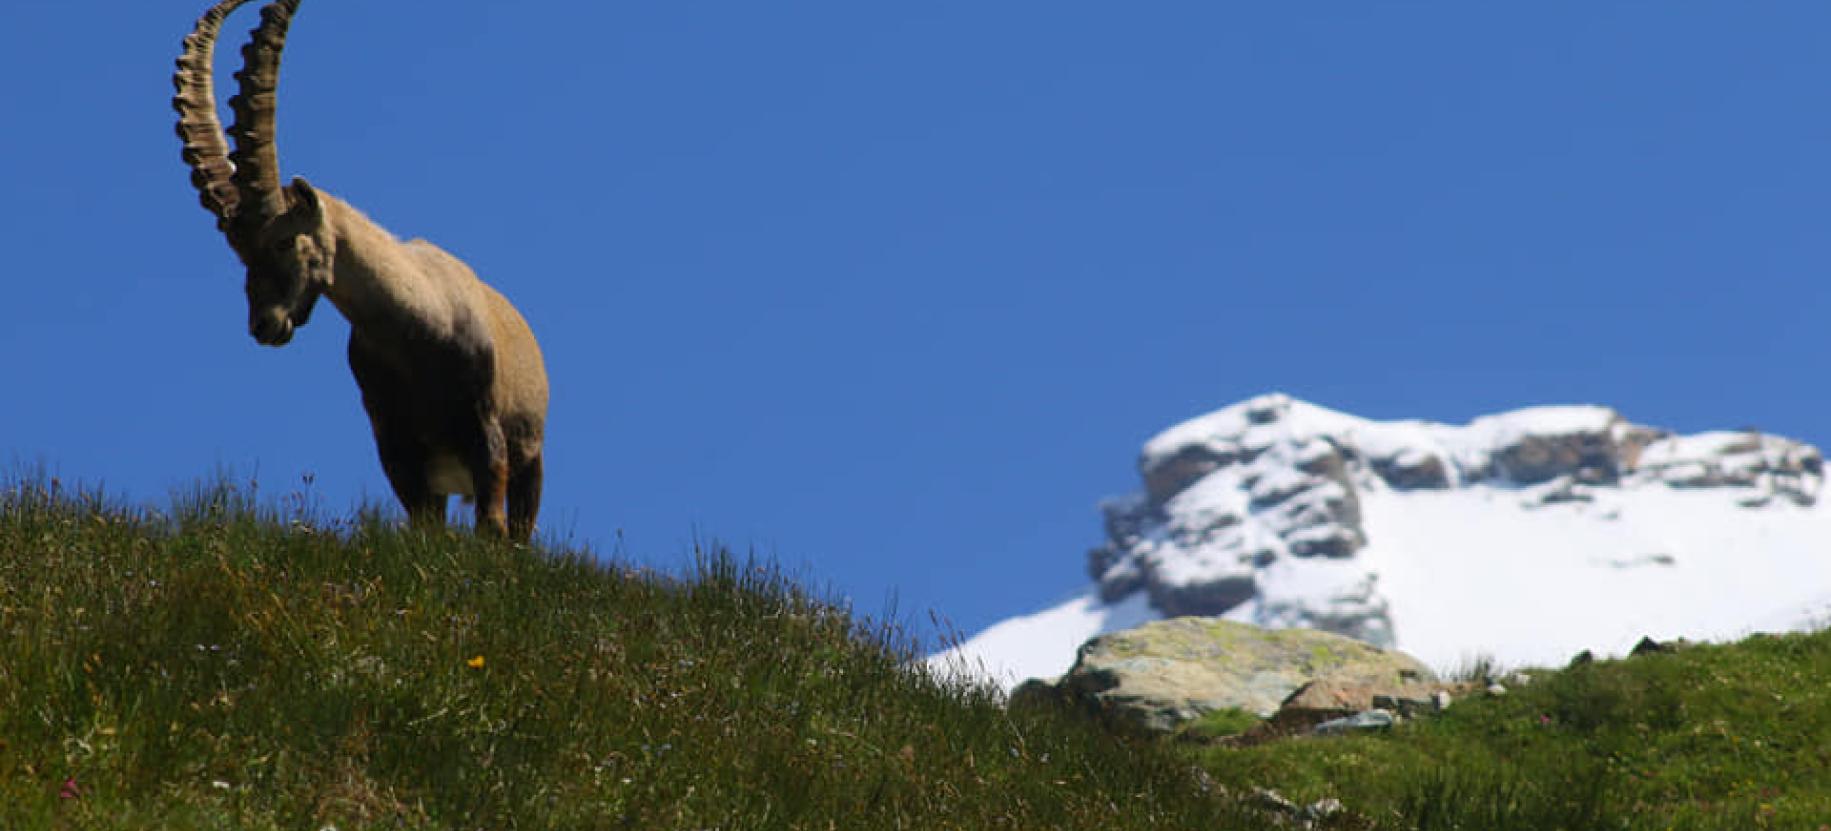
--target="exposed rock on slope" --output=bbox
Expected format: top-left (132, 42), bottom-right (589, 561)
top-left (1030, 617), bottom-right (1434, 733)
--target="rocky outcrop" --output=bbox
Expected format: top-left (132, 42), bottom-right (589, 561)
top-left (1044, 617), bottom-right (1434, 733)
top-left (1492, 424), bottom-right (1625, 485)
top-left (1628, 431), bottom-right (1824, 507)
top-left (1142, 444), bottom-right (1243, 504)
top-left (1085, 394), bottom-right (1825, 652)
top-left (1369, 449), bottom-right (1450, 490)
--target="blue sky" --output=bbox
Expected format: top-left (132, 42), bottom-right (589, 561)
top-left (3, 2), bottom-right (1828, 645)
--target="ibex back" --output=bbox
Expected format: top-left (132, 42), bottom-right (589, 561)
top-left (174, 0), bottom-right (550, 541)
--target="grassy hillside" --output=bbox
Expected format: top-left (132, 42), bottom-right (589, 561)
top-left (0, 479), bottom-right (1255, 830)
top-left (5, 476), bottom-right (1828, 830)
top-left (1192, 624), bottom-right (1831, 829)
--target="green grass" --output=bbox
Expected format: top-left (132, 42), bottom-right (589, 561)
top-left (8, 475), bottom-right (1831, 830)
top-left (0, 478), bottom-right (1257, 829)
top-left (1194, 629), bottom-right (1831, 829)
top-left (1178, 707), bottom-right (1263, 742)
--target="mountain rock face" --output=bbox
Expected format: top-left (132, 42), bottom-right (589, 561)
top-left (934, 394), bottom-right (1831, 690)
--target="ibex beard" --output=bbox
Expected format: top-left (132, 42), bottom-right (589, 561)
top-left (174, 0), bottom-right (550, 542)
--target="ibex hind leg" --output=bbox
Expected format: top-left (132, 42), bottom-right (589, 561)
top-left (462, 416), bottom-right (511, 539)
top-left (507, 454), bottom-right (543, 545)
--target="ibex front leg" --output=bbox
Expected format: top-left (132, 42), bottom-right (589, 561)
top-left (375, 429), bottom-right (447, 531)
top-left (350, 337), bottom-right (448, 532)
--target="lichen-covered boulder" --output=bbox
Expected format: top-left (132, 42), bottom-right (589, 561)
top-left (1055, 617), bottom-right (1433, 733)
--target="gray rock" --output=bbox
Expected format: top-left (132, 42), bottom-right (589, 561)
top-left (1053, 617), bottom-right (1434, 733)
top-left (1147, 575), bottom-right (1259, 619)
top-left (1252, 787), bottom-right (1298, 814)
top-left (1301, 797), bottom-right (1345, 822)
top-left (1285, 525), bottom-right (1364, 559)
top-left (1314, 709), bottom-right (1395, 735)
top-left (1141, 443), bottom-right (1245, 504)
top-left (1372, 691), bottom-right (1447, 718)
top-left (1370, 449), bottom-right (1451, 489)
top-left (1281, 676), bottom-right (1458, 728)
top-left (1250, 788), bottom-right (1349, 829)
top-left (1495, 424), bottom-right (1624, 485)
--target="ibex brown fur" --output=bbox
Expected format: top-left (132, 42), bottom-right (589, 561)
top-left (174, 0), bottom-right (549, 541)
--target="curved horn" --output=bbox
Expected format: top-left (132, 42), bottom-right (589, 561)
top-left (227, 0), bottom-right (303, 235)
top-left (172, 0), bottom-right (260, 231)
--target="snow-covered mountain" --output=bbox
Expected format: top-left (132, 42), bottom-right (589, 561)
top-left (935, 394), bottom-right (1831, 689)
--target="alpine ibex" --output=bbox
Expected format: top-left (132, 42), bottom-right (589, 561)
top-left (174, 0), bottom-right (550, 541)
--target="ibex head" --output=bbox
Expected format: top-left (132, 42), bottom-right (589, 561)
top-left (242, 177), bottom-right (333, 345)
top-left (173, 0), bottom-right (328, 346)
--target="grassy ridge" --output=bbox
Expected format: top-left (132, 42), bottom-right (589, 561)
top-left (1195, 625), bottom-right (1831, 829)
top-left (0, 480), bottom-right (1252, 829)
top-left (6, 476), bottom-right (1830, 830)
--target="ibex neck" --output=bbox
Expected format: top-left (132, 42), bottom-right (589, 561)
top-left (319, 194), bottom-right (462, 340)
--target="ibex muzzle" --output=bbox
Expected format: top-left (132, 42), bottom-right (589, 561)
top-left (174, 0), bottom-right (551, 541)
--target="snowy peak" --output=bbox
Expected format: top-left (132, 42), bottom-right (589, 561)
top-left (937, 394), bottom-right (1831, 689)
top-left (1097, 393), bottom-right (1823, 640)
top-left (1138, 393), bottom-right (1818, 504)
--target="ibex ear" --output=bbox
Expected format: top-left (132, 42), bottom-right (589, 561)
top-left (289, 176), bottom-right (322, 219)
